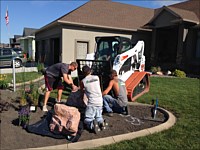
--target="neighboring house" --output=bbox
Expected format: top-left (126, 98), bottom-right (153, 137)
top-left (18, 27), bottom-right (38, 61)
top-left (10, 35), bottom-right (22, 48)
top-left (35, 0), bottom-right (199, 74)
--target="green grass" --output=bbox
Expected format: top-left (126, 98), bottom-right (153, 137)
top-left (98, 77), bottom-right (200, 150)
top-left (4, 72), bottom-right (42, 83)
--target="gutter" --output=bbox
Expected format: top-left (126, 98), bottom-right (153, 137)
top-left (57, 20), bottom-right (137, 32)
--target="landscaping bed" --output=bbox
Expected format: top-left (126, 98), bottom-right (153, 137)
top-left (0, 89), bottom-right (167, 149)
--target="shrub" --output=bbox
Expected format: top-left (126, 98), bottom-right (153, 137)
top-left (173, 69), bottom-right (186, 78)
top-left (37, 63), bottom-right (45, 74)
top-left (150, 66), bottom-right (161, 74)
top-left (0, 80), bottom-right (9, 89)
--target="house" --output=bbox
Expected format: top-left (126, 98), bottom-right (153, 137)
top-left (9, 35), bottom-right (22, 48)
top-left (18, 27), bottom-right (38, 61)
top-left (35, 0), bottom-right (199, 74)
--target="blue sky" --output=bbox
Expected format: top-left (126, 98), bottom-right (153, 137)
top-left (1, 0), bottom-right (187, 44)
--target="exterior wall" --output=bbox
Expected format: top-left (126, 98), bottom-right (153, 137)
top-left (35, 26), bottom-right (62, 65)
top-left (20, 40), bottom-right (25, 51)
top-left (184, 28), bottom-right (200, 74)
top-left (62, 28), bottom-right (132, 63)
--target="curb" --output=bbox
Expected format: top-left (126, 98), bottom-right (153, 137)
top-left (9, 76), bottom-right (44, 87)
top-left (27, 102), bottom-right (176, 150)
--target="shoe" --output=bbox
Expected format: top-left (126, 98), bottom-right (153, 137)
top-left (93, 120), bottom-right (100, 134)
top-left (99, 119), bottom-right (109, 130)
top-left (104, 112), bottom-right (113, 117)
top-left (42, 105), bottom-right (48, 112)
top-left (121, 106), bottom-right (129, 115)
top-left (55, 98), bottom-right (61, 103)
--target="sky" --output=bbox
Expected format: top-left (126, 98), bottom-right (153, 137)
top-left (1, 0), bottom-right (187, 44)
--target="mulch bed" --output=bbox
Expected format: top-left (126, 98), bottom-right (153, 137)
top-left (0, 89), bottom-right (167, 149)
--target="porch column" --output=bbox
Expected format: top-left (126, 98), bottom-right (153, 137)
top-left (176, 24), bottom-right (184, 66)
top-left (150, 29), bottom-right (157, 65)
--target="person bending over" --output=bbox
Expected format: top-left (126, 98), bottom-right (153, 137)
top-left (80, 65), bottom-right (107, 134)
top-left (42, 62), bottom-right (78, 112)
top-left (102, 70), bottom-right (128, 116)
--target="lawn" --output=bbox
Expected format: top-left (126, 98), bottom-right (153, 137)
top-left (99, 77), bottom-right (200, 150)
top-left (3, 72), bottom-right (42, 83)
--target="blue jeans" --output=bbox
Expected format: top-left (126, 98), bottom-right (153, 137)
top-left (103, 95), bottom-right (125, 113)
top-left (84, 105), bottom-right (104, 130)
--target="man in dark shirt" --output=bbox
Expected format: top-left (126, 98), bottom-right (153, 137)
top-left (43, 62), bottom-right (78, 111)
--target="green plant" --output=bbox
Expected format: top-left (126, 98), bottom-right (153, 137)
top-left (150, 66), bottom-right (161, 74)
top-left (172, 69), bottom-right (186, 78)
top-left (37, 63), bottom-right (45, 73)
top-left (0, 80), bottom-right (9, 89)
top-left (19, 90), bottom-right (27, 106)
top-left (31, 90), bottom-right (40, 106)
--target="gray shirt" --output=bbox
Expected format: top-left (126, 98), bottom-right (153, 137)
top-left (46, 63), bottom-right (69, 78)
top-left (82, 75), bottom-right (103, 107)
top-left (116, 79), bottom-right (128, 107)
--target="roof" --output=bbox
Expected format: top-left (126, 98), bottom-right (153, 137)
top-left (50, 1), bottom-right (154, 31)
top-left (168, 6), bottom-right (199, 23)
top-left (169, 0), bottom-right (199, 20)
top-left (150, 5), bottom-right (199, 25)
top-left (23, 27), bottom-right (38, 36)
top-left (37, 0), bottom-right (198, 33)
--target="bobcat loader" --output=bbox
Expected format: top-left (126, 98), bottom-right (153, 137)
top-left (76, 36), bottom-right (150, 101)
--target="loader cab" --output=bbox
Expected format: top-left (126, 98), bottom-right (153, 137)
top-left (95, 36), bottom-right (132, 64)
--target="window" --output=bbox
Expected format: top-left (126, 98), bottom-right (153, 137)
top-left (3, 49), bottom-right (12, 55)
top-left (121, 40), bottom-right (131, 53)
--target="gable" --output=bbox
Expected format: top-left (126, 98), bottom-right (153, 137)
top-left (152, 9), bottom-right (181, 27)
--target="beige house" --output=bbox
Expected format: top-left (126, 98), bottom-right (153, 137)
top-left (35, 0), bottom-right (199, 74)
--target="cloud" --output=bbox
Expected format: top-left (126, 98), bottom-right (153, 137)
top-left (151, 0), bottom-right (188, 8)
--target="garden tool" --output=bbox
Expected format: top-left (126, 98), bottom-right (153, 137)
top-left (142, 98), bottom-right (164, 122)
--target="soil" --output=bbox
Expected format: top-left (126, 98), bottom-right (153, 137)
top-left (0, 88), bottom-right (167, 150)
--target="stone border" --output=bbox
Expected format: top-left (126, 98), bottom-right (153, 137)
top-left (27, 102), bottom-right (176, 150)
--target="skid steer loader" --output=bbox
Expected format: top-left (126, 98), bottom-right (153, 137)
top-left (76, 36), bottom-right (150, 101)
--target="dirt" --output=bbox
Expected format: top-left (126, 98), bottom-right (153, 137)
top-left (0, 89), bottom-right (167, 150)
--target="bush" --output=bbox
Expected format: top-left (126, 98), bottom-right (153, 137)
top-left (150, 66), bottom-right (161, 74)
top-left (37, 63), bottom-right (45, 74)
top-left (0, 80), bottom-right (9, 89)
top-left (172, 69), bottom-right (186, 78)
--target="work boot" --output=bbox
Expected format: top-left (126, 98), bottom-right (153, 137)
top-left (93, 120), bottom-right (100, 134)
top-left (99, 119), bottom-right (109, 130)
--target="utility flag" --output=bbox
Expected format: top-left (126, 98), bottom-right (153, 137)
top-left (5, 7), bottom-right (9, 26)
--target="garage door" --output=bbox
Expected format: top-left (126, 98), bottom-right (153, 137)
top-left (76, 41), bottom-right (88, 59)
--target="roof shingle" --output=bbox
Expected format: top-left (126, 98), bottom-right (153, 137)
top-left (59, 1), bottom-right (154, 30)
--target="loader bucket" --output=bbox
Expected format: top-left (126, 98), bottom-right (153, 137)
top-left (76, 59), bottom-right (112, 90)
top-left (125, 71), bottom-right (150, 102)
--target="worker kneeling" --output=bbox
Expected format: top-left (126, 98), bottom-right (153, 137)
top-left (80, 65), bottom-right (108, 134)
top-left (102, 70), bottom-right (128, 117)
